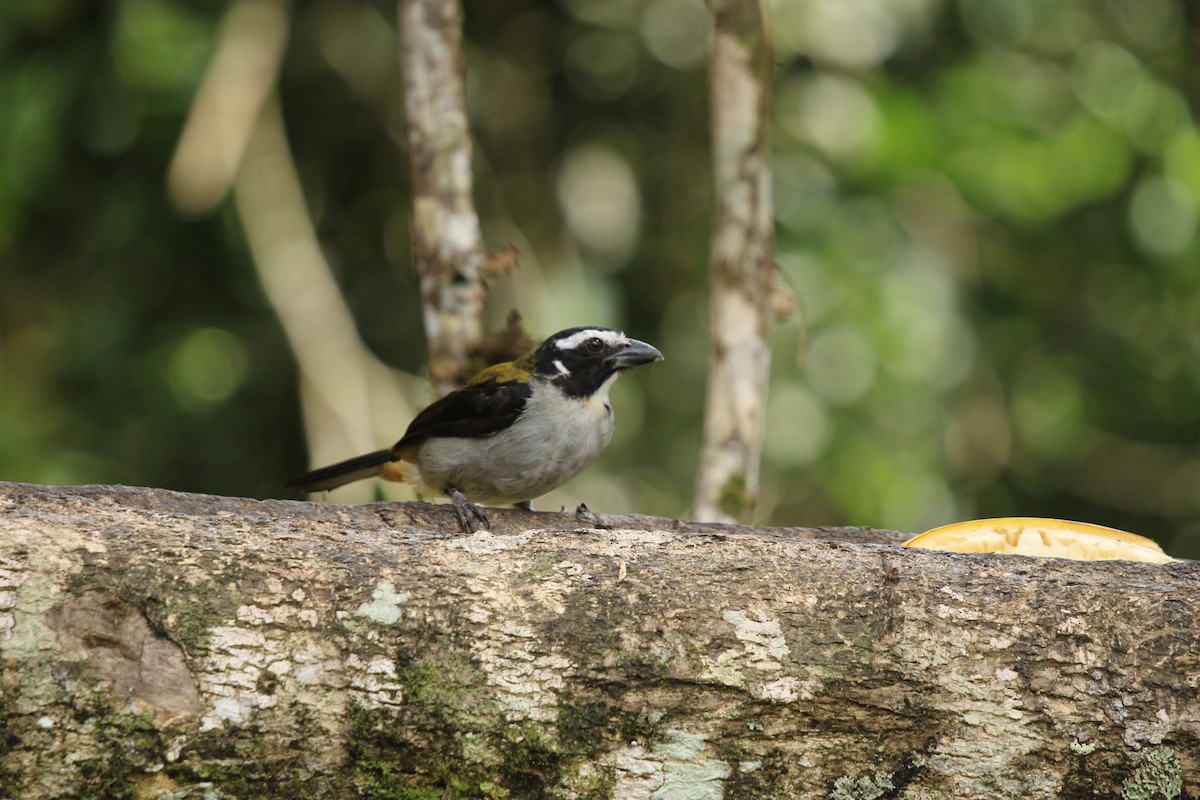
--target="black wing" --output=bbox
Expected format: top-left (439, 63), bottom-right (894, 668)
top-left (392, 378), bottom-right (532, 452)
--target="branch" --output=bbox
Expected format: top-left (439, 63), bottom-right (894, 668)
top-left (166, 0), bottom-right (290, 216)
top-left (2, 482), bottom-right (1197, 799)
top-left (168, 0), bottom-right (428, 500)
top-left (694, 0), bottom-right (776, 523)
top-left (400, 0), bottom-right (487, 394)
top-left (233, 96), bottom-right (426, 502)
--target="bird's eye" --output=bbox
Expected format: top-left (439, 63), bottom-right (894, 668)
top-left (585, 337), bottom-right (605, 353)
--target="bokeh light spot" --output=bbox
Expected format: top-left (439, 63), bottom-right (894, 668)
top-left (959, 0), bottom-right (1033, 45)
top-left (1129, 175), bottom-right (1198, 259)
top-left (556, 145), bottom-right (642, 268)
top-left (1011, 353), bottom-right (1088, 455)
top-left (559, 0), bottom-right (644, 28)
top-left (1116, 0), bottom-right (1180, 50)
top-left (640, 0), bottom-right (708, 70)
top-left (777, 74), bottom-right (880, 162)
top-left (168, 328), bottom-right (250, 409)
top-left (563, 30), bottom-right (640, 101)
top-left (791, 0), bottom-right (900, 69)
top-left (880, 466), bottom-right (957, 534)
top-left (764, 382), bottom-right (831, 466)
top-left (113, 0), bottom-right (210, 93)
top-left (805, 326), bottom-right (877, 406)
top-left (1072, 42), bottom-right (1144, 126)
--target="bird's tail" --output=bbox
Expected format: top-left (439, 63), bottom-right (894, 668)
top-left (285, 449), bottom-right (395, 493)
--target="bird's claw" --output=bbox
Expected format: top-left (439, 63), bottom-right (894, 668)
top-left (446, 488), bottom-right (490, 533)
top-left (574, 502), bottom-right (613, 530)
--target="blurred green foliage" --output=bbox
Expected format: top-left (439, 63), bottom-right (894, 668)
top-left (2, 0), bottom-right (1199, 558)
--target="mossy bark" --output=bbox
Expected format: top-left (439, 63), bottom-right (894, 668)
top-left (1, 482), bottom-right (1198, 799)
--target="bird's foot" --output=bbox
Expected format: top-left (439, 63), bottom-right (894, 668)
top-left (446, 487), bottom-right (490, 533)
top-left (514, 500), bottom-right (534, 512)
top-left (575, 502), bottom-right (613, 530)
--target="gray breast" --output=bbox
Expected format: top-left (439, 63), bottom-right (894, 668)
top-left (416, 377), bottom-right (618, 505)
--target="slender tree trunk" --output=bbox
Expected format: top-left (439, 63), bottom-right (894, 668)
top-left (234, 97), bottom-right (424, 502)
top-left (166, 0), bottom-right (290, 216)
top-left (2, 482), bottom-right (1198, 800)
top-left (400, 0), bottom-right (487, 394)
top-left (694, 0), bottom-right (776, 523)
top-left (170, 0), bottom-right (427, 498)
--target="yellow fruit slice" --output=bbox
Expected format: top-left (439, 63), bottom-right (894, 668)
top-left (903, 517), bottom-right (1172, 563)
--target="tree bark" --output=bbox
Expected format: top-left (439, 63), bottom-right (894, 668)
top-left (0, 482), bottom-right (1197, 800)
top-left (694, 0), bottom-right (776, 524)
top-left (400, 0), bottom-right (488, 395)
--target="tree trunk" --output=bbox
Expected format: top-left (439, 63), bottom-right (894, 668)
top-left (0, 482), bottom-right (1197, 800)
top-left (237, 96), bottom-right (424, 503)
top-left (400, 0), bottom-right (488, 395)
top-left (166, 0), bottom-right (289, 216)
top-left (694, 0), bottom-right (776, 524)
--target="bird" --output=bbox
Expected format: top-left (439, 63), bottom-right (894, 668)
top-left (286, 326), bottom-right (663, 531)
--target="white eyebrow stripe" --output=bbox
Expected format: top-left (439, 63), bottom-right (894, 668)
top-left (554, 329), bottom-right (625, 350)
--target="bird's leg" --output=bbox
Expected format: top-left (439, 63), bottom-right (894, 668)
top-left (574, 502), bottom-right (613, 530)
top-left (514, 500), bottom-right (533, 512)
top-left (445, 487), bottom-right (490, 533)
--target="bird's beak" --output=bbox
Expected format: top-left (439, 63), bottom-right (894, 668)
top-left (612, 338), bottom-right (664, 370)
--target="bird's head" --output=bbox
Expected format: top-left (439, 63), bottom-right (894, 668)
top-left (532, 327), bottom-right (663, 397)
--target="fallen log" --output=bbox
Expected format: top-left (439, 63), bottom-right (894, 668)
top-left (0, 482), bottom-right (1195, 799)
